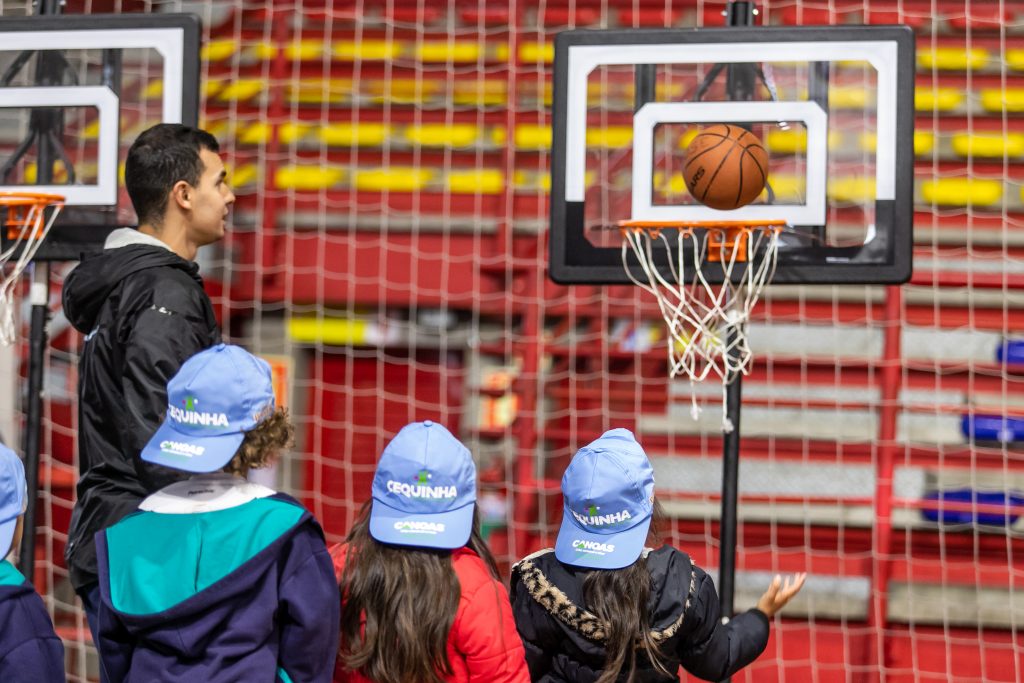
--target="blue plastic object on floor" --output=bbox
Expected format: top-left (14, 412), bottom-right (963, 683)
top-left (921, 489), bottom-right (1024, 526)
top-left (960, 414), bottom-right (1024, 443)
top-left (997, 340), bottom-right (1024, 366)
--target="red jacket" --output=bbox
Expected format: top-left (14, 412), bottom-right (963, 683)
top-left (330, 543), bottom-right (529, 683)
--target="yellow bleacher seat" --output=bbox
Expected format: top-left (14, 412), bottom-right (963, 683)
top-left (920, 178), bottom-right (1002, 206)
top-left (918, 47), bottom-right (989, 71)
top-left (238, 122), bottom-right (310, 146)
top-left (915, 87), bottom-right (965, 112)
top-left (447, 169), bottom-right (504, 194)
top-left (201, 119), bottom-right (231, 140)
top-left (289, 317), bottom-right (377, 346)
top-left (217, 79), bottom-right (265, 102)
top-left (491, 44), bottom-right (510, 62)
top-left (914, 131), bottom-right (936, 156)
top-left (143, 80), bottom-right (164, 100)
top-left (514, 124), bottom-right (552, 149)
top-left (81, 119), bottom-right (101, 141)
top-left (980, 88), bottom-right (1024, 114)
top-left (950, 132), bottom-right (1024, 158)
top-left (828, 177), bottom-right (875, 202)
top-left (384, 78), bottom-right (441, 97)
top-left (490, 127), bottom-right (507, 146)
top-left (353, 167), bottom-right (434, 192)
top-left (228, 163), bottom-right (259, 188)
top-left (248, 42), bottom-right (278, 60)
top-left (586, 126), bottom-right (632, 148)
top-left (289, 79), bottom-right (353, 105)
top-left (22, 161), bottom-right (69, 184)
top-left (333, 40), bottom-right (400, 61)
top-left (318, 123), bottom-right (392, 147)
top-left (201, 39), bottom-right (237, 63)
top-left (453, 80), bottom-right (507, 106)
top-left (204, 81), bottom-right (226, 99)
top-left (1005, 49), bottom-right (1024, 71)
top-left (654, 171), bottom-right (688, 195)
top-left (275, 166), bottom-right (346, 191)
top-left (765, 129), bottom-right (806, 154)
top-left (676, 128), bottom-right (700, 150)
top-left (285, 40), bottom-right (327, 61)
top-left (655, 82), bottom-right (687, 101)
top-left (416, 41), bottom-right (481, 63)
top-left (520, 42), bottom-right (553, 64)
top-left (830, 85), bottom-right (873, 109)
top-left (764, 174), bottom-right (804, 202)
top-left (405, 124), bottom-right (480, 148)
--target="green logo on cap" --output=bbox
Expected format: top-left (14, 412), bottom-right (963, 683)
top-left (417, 470), bottom-right (432, 484)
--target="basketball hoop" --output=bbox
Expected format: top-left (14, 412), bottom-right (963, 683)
top-left (618, 219), bottom-right (786, 432)
top-left (0, 192), bottom-right (64, 346)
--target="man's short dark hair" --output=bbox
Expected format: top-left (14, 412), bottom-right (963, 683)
top-left (124, 123), bottom-right (220, 227)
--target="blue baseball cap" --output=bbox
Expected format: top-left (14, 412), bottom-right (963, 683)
top-left (369, 421), bottom-right (477, 550)
top-left (0, 444), bottom-right (26, 558)
top-left (141, 344), bottom-right (275, 473)
top-left (555, 428), bottom-right (656, 569)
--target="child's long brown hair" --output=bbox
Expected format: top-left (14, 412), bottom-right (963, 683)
top-left (337, 500), bottom-right (499, 683)
top-left (580, 499), bottom-right (671, 683)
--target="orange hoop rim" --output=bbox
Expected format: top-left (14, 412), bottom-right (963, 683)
top-left (0, 191), bottom-right (65, 207)
top-left (618, 218), bottom-right (787, 232)
top-left (618, 219), bottom-right (786, 263)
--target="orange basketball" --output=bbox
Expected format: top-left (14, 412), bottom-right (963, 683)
top-left (682, 124), bottom-right (769, 211)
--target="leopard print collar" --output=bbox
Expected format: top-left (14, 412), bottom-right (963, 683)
top-left (514, 548), bottom-right (696, 644)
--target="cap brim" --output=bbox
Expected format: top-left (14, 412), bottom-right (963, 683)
top-left (0, 518), bottom-right (15, 560)
top-left (554, 505), bottom-right (651, 570)
top-left (141, 419), bottom-right (244, 473)
top-left (369, 497), bottom-right (474, 550)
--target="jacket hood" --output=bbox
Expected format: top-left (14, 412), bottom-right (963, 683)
top-left (513, 546), bottom-right (695, 644)
top-left (62, 231), bottom-right (200, 333)
top-left (97, 495), bottom-right (309, 659)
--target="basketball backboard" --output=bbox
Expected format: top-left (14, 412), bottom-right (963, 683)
top-left (549, 26), bottom-right (916, 285)
top-left (0, 13), bottom-right (200, 260)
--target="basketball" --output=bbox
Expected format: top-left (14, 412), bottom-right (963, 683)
top-left (682, 124), bottom-right (769, 210)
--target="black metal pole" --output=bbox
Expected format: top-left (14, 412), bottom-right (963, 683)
top-left (17, 0), bottom-right (63, 579)
top-left (18, 265), bottom-right (48, 579)
top-left (718, 0), bottom-right (756, 643)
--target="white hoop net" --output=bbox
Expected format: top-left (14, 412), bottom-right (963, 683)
top-left (0, 198), bottom-right (63, 346)
top-left (621, 224), bottom-right (782, 432)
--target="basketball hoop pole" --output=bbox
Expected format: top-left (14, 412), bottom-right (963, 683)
top-left (716, 0), bottom-right (758, 646)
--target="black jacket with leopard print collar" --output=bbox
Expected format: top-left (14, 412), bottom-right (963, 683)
top-left (510, 545), bottom-right (769, 682)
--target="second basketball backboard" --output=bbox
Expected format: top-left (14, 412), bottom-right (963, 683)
top-left (548, 25), bottom-right (916, 285)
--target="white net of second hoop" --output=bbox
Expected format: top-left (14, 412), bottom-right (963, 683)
top-left (621, 225), bottom-right (781, 432)
top-left (0, 201), bottom-right (62, 346)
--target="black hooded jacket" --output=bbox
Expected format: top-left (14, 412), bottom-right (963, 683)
top-left (62, 233), bottom-right (221, 591)
top-left (510, 546), bottom-right (770, 683)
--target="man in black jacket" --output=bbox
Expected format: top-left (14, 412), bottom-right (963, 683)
top-left (62, 123), bottom-right (234, 644)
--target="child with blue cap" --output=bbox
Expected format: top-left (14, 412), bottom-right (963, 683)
top-left (331, 420), bottom-right (529, 683)
top-left (0, 444), bottom-right (64, 681)
top-left (93, 343), bottom-right (339, 683)
top-left (510, 428), bottom-right (806, 683)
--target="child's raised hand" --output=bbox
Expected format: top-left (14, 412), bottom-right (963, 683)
top-left (755, 572), bottom-right (807, 618)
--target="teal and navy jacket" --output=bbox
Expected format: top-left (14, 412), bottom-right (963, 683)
top-left (95, 475), bottom-right (339, 683)
top-left (0, 559), bottom-right (65, 682)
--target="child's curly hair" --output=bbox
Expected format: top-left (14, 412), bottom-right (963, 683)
top-left (222, 407), bottom-right (295, 476)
